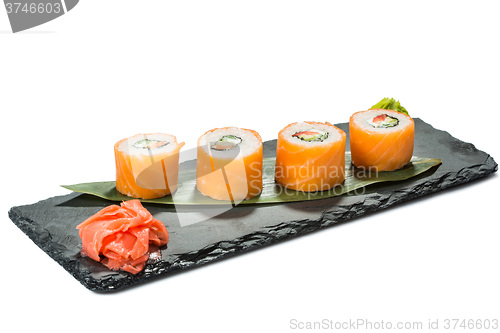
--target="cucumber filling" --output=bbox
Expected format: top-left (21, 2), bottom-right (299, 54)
top-left (211, 135), bottom-right (242, 151)
top-left (134, 139), bottom-right (169, 149)
top-left (292, 129), bottom-right (329, 142)
top-left (369, 114), bottom-right (399, 128)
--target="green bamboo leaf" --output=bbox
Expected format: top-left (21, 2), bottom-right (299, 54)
top-left (61, 155), bottom-right (441, 205)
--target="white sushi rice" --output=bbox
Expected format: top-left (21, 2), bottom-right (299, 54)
top-left (351, 109), bottom-right (413, 133)
top-left (281, 122), bottom-right (343, 146)
top-left (117, 133), bottom-right (181, 156)
top-left (198, 127), bottom-right (261, 158)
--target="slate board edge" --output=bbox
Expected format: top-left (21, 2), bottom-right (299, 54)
top-left (8, 154), bottom-right (497, 293)
top-left (7, 207), bottom-right (91, 290)
top-left (7, 118), bottom-right (499, 292)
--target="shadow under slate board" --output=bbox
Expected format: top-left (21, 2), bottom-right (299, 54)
top-left (8, 119), bottom-right (498, 292)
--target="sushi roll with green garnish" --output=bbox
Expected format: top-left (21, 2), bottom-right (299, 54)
top-left (349, 109), bottom-right (415, 171)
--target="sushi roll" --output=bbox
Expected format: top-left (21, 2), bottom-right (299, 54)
top-left (114, 133), bottom-right (185, 199)
top-left (349, 109), bottom-right (415, 171)
top-left (197, 127), bottom-right (263, 201)
top-left (275, 121), bottom-right (346, 192)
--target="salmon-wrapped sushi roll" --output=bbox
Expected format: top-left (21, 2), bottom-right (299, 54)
top-left (197, 127), bottom-right (263, 201)
top-left (275, 121), bottom-right (346, 192)
top-left (115, 133), bottom-right (184, 199)
top-left (349, 109), bottom-right (414, 171)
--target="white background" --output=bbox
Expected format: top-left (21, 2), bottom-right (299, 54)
top-left (1, 1), bottom-right (499, 332)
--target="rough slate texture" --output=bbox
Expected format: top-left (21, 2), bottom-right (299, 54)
top-left (8, 119), bottom-right (498, 292)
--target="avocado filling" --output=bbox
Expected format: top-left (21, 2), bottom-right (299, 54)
top-left (211, 135), bottom-right (242, 151)
top-left (292, 129), bottom-right (329, 142)
top-left (134, 139), bottom-right (169, 149)
top-left (369, 114), bottom-right (399, 128)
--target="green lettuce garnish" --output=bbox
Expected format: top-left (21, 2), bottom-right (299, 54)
top-left (370, 97), bottom-right (409, 116)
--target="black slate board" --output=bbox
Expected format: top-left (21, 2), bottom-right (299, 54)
top-left (8, 119), bottom-right (498, 292)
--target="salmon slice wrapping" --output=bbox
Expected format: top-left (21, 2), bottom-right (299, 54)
top-left (196, 127), bottom-right (263, 201)
top-left (114, 133), bottom-right (185, 199)
top-left (349, 109), bottom-right (415, 171)
top-left (275, 121), bottom-right (346, 192)
top-left (76, 200), bottom-right (169, 274)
